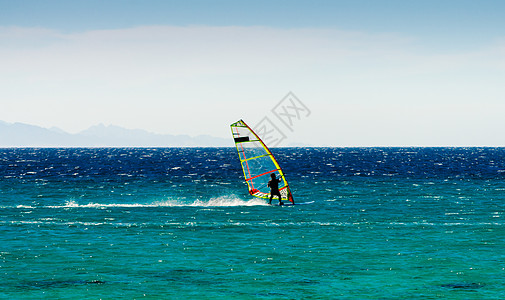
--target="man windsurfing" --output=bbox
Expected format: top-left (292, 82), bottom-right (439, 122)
top-left (268, 173), bottom-right (283, 205)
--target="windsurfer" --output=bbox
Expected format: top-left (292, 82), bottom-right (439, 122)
top-left (268, 173), bottom-right (283, 205)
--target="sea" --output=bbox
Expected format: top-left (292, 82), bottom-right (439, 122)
top-left (1, 147), bottom-right (505, 299)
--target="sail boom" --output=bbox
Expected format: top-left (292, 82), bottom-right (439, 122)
top-left (245, 169), bottom-right (280, 182)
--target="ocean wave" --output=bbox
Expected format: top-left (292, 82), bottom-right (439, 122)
top-left (35, 197), bottom-right (269, 209)
top-left (155, 197), bottom-right (268, 207)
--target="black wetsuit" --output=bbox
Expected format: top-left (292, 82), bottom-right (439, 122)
top-left (268, 177), bottom-right (282, 204)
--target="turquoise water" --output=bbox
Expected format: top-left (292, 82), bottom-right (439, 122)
top-left (1, 148), bottom-right (505, 299)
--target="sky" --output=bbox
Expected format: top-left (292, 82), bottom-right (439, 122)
top-left (1, 0), bottom-right (505, 146)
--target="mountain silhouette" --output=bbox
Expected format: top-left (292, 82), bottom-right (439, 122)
top-left (0, 121), bottom-right (229, 147)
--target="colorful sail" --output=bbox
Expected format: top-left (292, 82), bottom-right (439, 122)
top-left (230, 119), bottom-right (294, 204)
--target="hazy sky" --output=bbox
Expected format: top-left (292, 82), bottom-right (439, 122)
top-left (1, 0), bottom-right (505, 146)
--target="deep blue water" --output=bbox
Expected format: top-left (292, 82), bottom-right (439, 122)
top-left (1, 147), bottom-right (505, 299)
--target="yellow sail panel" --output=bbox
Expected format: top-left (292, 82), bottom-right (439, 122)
top-left (230, 119), bottom-right (294, 203)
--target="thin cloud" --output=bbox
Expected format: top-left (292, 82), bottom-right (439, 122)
top-left (0, 25), bottom-right (504, 145)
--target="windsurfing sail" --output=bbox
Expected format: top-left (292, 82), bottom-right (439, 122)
top-left (230, 119), bottom-right (294, 204)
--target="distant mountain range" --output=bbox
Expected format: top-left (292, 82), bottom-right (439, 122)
top-left (0, 121), bottom-right (230, 147)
